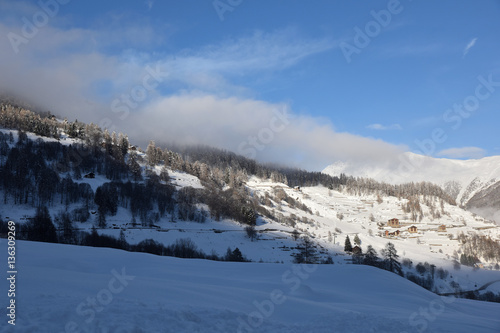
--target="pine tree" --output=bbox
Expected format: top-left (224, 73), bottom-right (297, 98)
top-left (57, 212), bottom-right (75, 244)
top-left (119, 230), bottom-right (128, 250)
top-left (344, 235), bottom-right (353, 252)
top-left (381, 242), bottom-right (402, 275)
top-left (103, 129), bottom-right (112, 155)
top-left (363, 245), bottom-right (379, 266)
top-left (241, 206), bottom-right (257, 225)
top-left (146, 140), bottom-right (158, 166)
top-left (231, 248), bottom-right (245, 262)
top-left (127, 151), bottom-right (142, 181)
top-left (245, 225), bottom-right (258, 241)
top-left (225, 247), bottom-right (245, 262)
top-left (119, 133), bottom-right (129, 157)
top-left (97, 206), bottom-right (106, 228)
top-left (354, 234), bottom-right (361, 246)
top-left (293, 236), bottom-right (319, 264)
top-left (27, 206), bottom-right (57, 243)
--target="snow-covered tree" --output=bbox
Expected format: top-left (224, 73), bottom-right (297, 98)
top-left (127, 151), bottom-right (142, 181)
top-left (146, 140), bottom-right (159, 166)
top-left (118, 133), bottom-right (129, 156)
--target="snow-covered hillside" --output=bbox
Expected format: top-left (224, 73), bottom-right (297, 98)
top-left (323, 152), bottom-right (500, 223)
top-left (1, 127), bottom-right (500, 298)
top-left (243, 176), bottom-right (500, 294)
top-left (2, 240), bottom-right (500, 333)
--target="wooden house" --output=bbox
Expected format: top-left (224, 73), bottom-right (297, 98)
top-left (438, 225), bottom-right (447, 232)
top-left (387, 218), bottom-right (400, 227)
top-left (408, 225), bottom-right (418, 233)
top-left (385, 230), bottom-right (400, 237)
top-left (352, 246), bottom-right (362, 255)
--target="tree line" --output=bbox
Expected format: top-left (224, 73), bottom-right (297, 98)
top-left (0, 208), bottom-right (249, 262)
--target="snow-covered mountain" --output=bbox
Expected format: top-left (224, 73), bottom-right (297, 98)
top-left (2, 101), bottom-right (500, 333)
top-left (1, 126), bottom-right (500, 277)
top-left (2, 126), bottom-right (499, 300)
top-left (323, 152), bottom-right (500, 223)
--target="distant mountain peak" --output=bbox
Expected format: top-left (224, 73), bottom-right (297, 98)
top-left (323, 152), bottom-right (500, 223)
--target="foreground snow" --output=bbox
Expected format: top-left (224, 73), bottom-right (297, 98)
top-left (1, 241), bottom-right (499, 333)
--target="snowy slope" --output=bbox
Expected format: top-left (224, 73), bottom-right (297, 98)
top-left (1, 128), bottom-right (499, 300)
top-left (244, 177), bottom-right (500, 293)
top-left (2, 240), bottom-right (500, 333)
top-left (72, 174), bottom-right (500, 296)
top-left (323, 152), bottom-right (500, 222)
top-left (1, 127), bottom-right (499, 293)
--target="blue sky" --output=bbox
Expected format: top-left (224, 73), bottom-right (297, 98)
top-left (1, 0), bottom-right (499, 170)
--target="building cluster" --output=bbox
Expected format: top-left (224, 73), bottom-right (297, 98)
top-left (382, 218), bottom-right (447, 238)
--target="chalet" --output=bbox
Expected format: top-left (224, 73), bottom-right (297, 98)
top-left (387, 218), bottom-right (400, 227)
top-left (385, 230), bottom-right (400, 237)
top-left (84, 172), bottom-right (95, 179)
top-left (408, 225), bottom-right (418, 233)
top-left (438, 225), bottom-right (447, 232)
top-left (352, 246), bottom-right (362, 255)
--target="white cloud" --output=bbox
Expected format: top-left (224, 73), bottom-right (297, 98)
top-left (437, 147), bottom-right (486, 159)
top-left (0, 21), bottom-right (337, 122)
top-left (463, 37), bottom-right (477, 57)
top-left (124, 94), bottom-right (406, 170)
top-left (367, 123), bottom-right (402, 130)
top-left (154, 28), bottom-right (336, 93)
top-left (0, 13), bottom-right (403, 170)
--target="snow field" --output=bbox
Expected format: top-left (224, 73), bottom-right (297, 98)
top-left (1, 240), bottom-right (500, 333)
